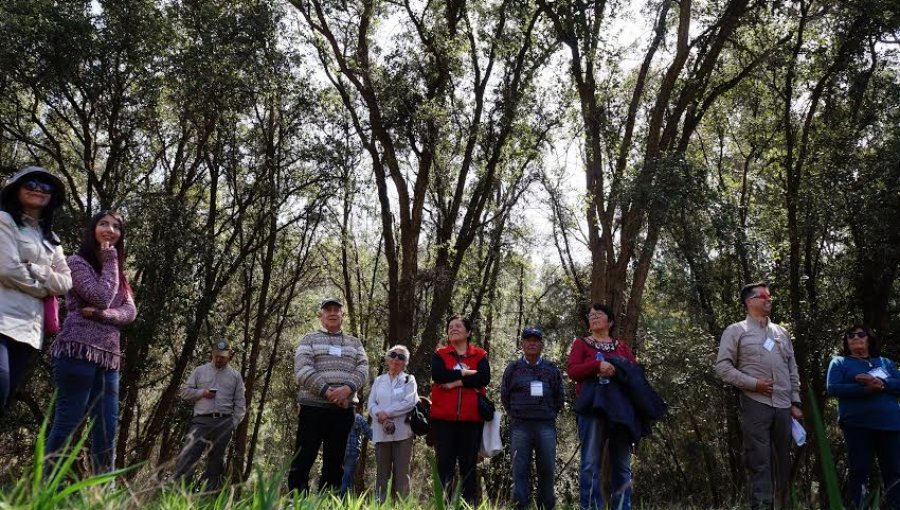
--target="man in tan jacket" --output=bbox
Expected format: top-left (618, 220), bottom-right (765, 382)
top-left (716, 282), bottom-right (803, 510)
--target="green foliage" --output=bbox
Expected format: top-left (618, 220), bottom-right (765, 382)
top-left (2, 411), bottom-right (134, 510)
top-left (807, 387), bottom-right (842, 510)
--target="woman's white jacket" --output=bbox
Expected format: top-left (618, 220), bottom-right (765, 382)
top-left (368, 372), bottom-right (418, 443)
top-left (0, 211), bottom-right (71, 349)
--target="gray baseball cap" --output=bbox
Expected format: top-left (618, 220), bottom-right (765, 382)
top-left (319, 297), bottom-right (343, 309)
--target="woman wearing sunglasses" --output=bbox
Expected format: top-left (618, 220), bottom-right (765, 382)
top-left (827, 324), bottom-right (900, 509)
top-left (46, 210), bottom-right (136, 473)
top-left (367, 345), bottom-right (418, 502)
top-left (0, 166), bottom-right (71, 415)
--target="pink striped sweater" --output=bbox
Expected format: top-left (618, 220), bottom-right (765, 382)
top-left (48, 250), bottom-right (136, 370)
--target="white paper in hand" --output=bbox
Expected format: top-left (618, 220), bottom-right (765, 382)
top-left (791, 418), bottom-right (806, 446)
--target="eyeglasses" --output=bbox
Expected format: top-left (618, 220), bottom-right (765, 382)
top-left (22, 180), bottom-right (54, 194)
top-left (846, 331), bottom-right (868, 339)
top-left (388, 351), bottom-right (407, 361)
top-left (750, 292), bottom-right (772, 301)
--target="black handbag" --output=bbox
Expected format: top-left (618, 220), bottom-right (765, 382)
top-left (477, 391), bottom-right (495, 421)
top-left (407, 395), bottom-right (431, 436)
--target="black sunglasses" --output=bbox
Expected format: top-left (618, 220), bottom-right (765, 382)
top-left (388, 351), bottom-right (407, 361)
top-left (22, 179), bottom-right (54, 194)
top-left (846, 331), bottom-right (868, 339)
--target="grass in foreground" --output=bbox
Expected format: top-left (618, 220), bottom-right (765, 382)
top-left (0, 397), bottom-right (888, 509)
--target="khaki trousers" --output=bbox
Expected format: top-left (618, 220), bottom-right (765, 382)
top-left (374, 437), bottom-right (414, 502)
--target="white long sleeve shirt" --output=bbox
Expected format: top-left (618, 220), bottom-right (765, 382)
top-left (367, 372), bottom-right (418, 443)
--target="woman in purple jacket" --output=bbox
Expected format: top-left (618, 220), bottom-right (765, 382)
top-left (47, 211), bottom-right (136, 472)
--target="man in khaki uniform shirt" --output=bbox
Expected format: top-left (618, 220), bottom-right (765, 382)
top-left (716, 282), bottom-right (803, 510)
top-left (173, 340), bottom-right (246, 491)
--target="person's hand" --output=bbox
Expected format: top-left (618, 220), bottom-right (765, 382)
top-left (461, 368), bottom-right (477, 377)
top-left (332, 385), bottom-right (352, 401)
top-left (865, 378), bottom-right (886, 392)
top-left (327, 386), bottom-right (352, 407)
top-left (755, 378), bottom-right (775, 396)
top-left (855, 373), bottom-right (875, 385)
top-left (598, 361), bottom-right (616, 378)
top-left (82, 306), bottom-right (98, 319)
top-left (202, 389), bottom-right (217, 399)
top-left (325, 388), bottom-right (345, 407)
top-left (790, 406), bottom-right (803, 420)
top-left (441, 380), bottom-right (463, 390)
top-left (99, 240), bottom-right (114, 251)
top-left (376, 411), bottom-right (389, 423)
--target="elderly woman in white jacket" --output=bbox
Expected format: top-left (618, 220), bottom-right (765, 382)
top-left (0, 166), bottom-right (71, 415)
top-left (368, 344), bottom-right (418, 502)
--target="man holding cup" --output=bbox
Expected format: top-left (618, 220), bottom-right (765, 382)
top-left (173, 339), bottom-right (246, 491)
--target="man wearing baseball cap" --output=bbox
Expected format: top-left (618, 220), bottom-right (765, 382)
top-left (173, 339), bottom-right (246, 491)
top-left (500, 327), bottom-right (565, 510)
top-left (288, 298), bottom-right (370, 494)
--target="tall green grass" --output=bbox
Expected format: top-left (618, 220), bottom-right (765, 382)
top-left (0, 419), bottom-right (494, 509)
top-left (0, 397), bottom-right (887, 509)
top-left (3, 405), bottom-right (132, 510)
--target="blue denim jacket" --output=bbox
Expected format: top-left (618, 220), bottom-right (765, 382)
top-left (344, 412), bottom-right (373, 458)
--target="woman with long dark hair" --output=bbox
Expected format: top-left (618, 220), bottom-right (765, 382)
top-left (46, 210), bottom-right (136, 473)
top-left (0, 166), bottom-right (71, 415)
top-left (827, 324), bottom-right (900, 509)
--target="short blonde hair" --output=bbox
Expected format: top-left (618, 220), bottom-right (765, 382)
top-left (385, 344), bottom-right (411, 365)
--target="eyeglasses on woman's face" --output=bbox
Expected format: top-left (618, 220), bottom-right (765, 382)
top-left (388, 351), bottom-right (407, 361)
top-left (846, 331), bottom-right (868, 340)
top-left (22, 180), bottom-right (54, 194)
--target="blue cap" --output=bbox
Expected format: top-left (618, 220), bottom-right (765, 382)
top-left (521, 327), bottom-right (543, 341)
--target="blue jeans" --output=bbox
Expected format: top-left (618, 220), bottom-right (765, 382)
top-left (842, 425), bottom-right (900, 510)
top-left (47, 357), bottom-right (119, 473)
top-left (510, 419), bottom-right (557, 509)
top-left (577, 413), bottom-right (633, 510)
top-left (340, 453), bottom-right (360, 495)
top-left (0, 335), bottom-right (37, 414)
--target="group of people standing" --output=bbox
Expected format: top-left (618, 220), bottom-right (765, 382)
top-left (716, 282), bottom-right (900, 510)
top-left (1, 165), bottom-right (898, 510)
top-left (0, 165), bottom-right (245, 488)
top-left (285, 295), bottom-right (654, 509)
top-left (0, 166), bottom-right (135, 474)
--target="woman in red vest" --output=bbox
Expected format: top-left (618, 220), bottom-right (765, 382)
top-left (430, 314), bottom-right (490, 504)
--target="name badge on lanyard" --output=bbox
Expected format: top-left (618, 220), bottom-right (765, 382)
top-left (764, 338), bottom-right (775, 352)
top-left (869, 367), bottom-right (889, 379)
top-left (530, 381), bottom-right (544, 397)
top-left (393, 387), bottom-right (404, 395)
top-left (328, 346), bottom-right (342, 356)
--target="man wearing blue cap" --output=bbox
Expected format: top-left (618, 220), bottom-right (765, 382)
top-left (500, 327), bottom-right (565, 510)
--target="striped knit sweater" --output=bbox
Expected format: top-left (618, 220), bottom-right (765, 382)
top-left (293, 329), bottom-right (369, 407)
top-left (49, 251), bottom-right (136, 370)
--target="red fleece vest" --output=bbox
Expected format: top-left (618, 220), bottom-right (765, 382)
top-left (430, 344), bottom-right (487, 422)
